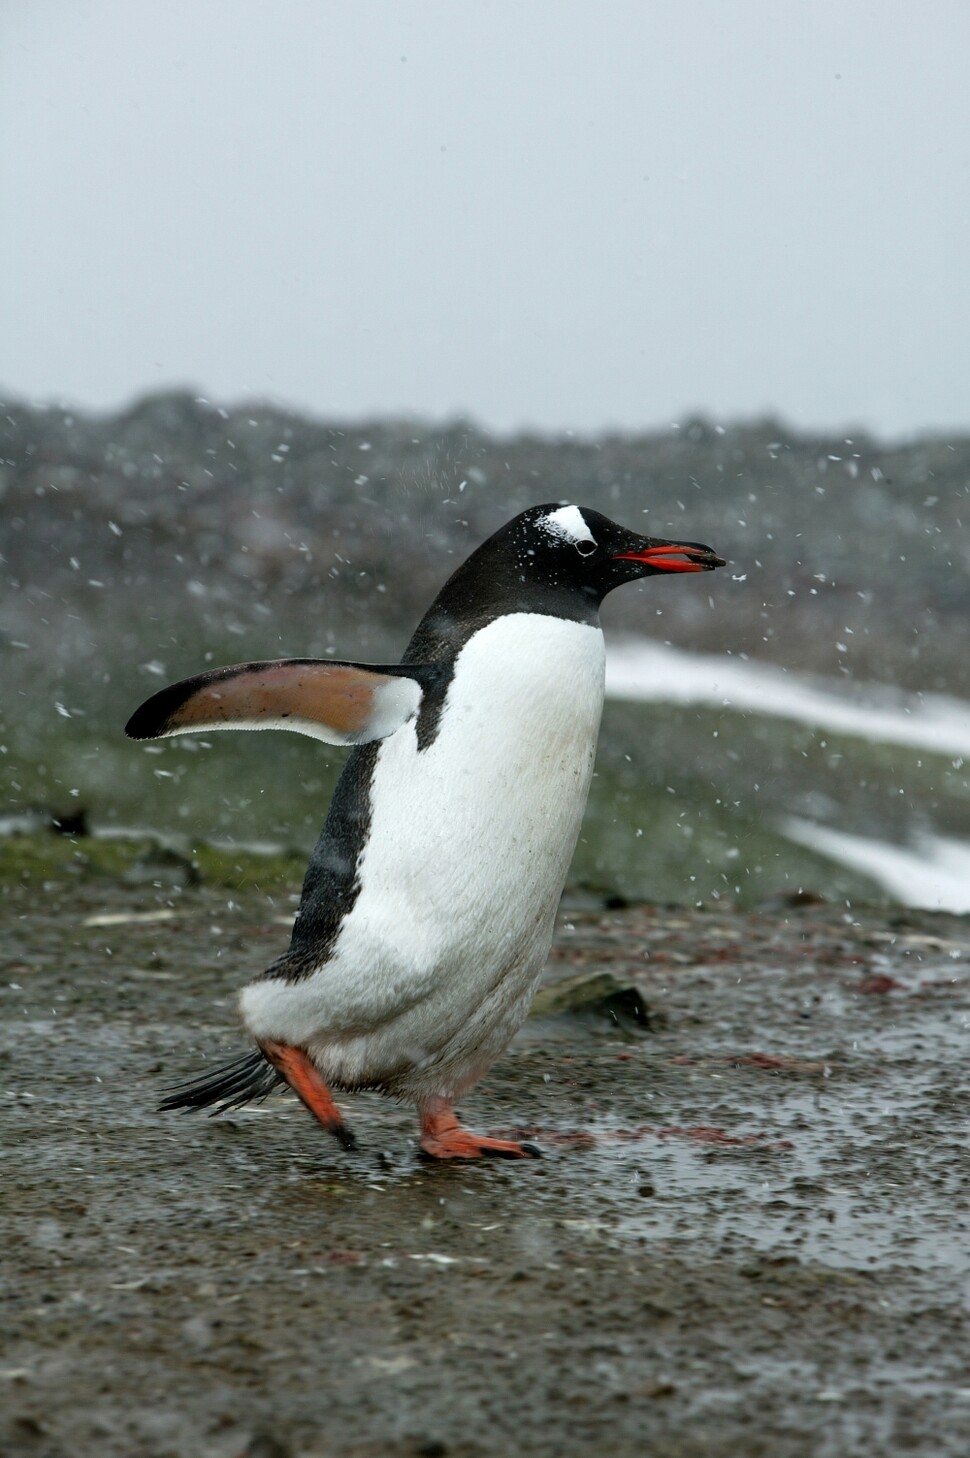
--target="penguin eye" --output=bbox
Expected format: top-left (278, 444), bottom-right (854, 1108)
top-left (576, 539), bottom-right (597, 557)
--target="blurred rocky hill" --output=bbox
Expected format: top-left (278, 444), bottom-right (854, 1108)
top-left (3, 391), bottom-right (969, 698)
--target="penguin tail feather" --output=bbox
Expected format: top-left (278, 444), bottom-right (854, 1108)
top-left (159, 1047), bottom-right (284, 1115)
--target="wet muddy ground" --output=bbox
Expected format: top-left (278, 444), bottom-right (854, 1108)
top-left (3, 851), bottom-right (969, 1458)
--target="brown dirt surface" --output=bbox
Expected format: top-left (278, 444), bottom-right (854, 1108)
top-left (3, 860), bottom-right (969, 1458)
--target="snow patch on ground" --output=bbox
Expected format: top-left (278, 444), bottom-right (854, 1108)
top-left (780, 818), bottom-right (970, 913)
top-left (607, 639), bottom-right (970, 910)
top-left (606, 639), bottom-right (970, 761)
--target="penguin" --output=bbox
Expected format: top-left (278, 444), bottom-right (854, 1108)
top-left (127, 503), bottom-right (725, 1159)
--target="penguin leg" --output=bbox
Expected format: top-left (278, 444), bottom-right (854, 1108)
top-left (418, 1097), bottom-right (541, 1161)
top-left (258, 1039), bottom-right (357, 1151)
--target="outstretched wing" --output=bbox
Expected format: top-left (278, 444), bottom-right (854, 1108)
top-left (125, 658), bottom-right (431, 747)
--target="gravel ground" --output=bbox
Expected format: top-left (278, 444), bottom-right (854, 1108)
top-left (3, 857), bottom-right (969, 1458)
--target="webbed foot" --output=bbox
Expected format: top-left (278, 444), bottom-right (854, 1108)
top-left (418, 1097), bottom-right (541, 1161)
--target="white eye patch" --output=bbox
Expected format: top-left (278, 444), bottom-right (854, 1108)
top-left (539, 505), bottom-right (597, 555)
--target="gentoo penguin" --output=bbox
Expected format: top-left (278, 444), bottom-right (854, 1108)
top-left (127, 504), bottom-right (724, 1159)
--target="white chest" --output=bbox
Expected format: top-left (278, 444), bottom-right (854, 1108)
top-left (356, 612), bottom-right (606, 941)
top-left (241, 613), bottom-right (606, 1090)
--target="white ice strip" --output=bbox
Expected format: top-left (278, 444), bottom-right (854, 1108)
top-left (781, 817), bottom-right (970, 913)
top-left (605, 639), bottom-right (970, 760)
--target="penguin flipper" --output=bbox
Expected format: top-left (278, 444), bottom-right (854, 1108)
top-left (126, 658), bottom-right (432, 747)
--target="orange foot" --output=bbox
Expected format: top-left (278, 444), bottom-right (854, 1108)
top-left (259, 1039), bottom-right (356, 1150)
top-left (418, 1098), bottom-right (542, 1161)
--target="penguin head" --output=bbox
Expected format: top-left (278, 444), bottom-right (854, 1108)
top-left (507, 504), bottom-right (726, 604)
top-left (410, 503), bottom-right (726, 655)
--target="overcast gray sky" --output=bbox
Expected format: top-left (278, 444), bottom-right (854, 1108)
top-left (2, 0), bottom-right (968, 438)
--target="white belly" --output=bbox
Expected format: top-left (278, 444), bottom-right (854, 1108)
top-left (241, 613), bottom-right (605, 1099)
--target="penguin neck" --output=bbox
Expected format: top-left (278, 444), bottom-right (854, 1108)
top-left (402, 564), bottom-right (601, 667)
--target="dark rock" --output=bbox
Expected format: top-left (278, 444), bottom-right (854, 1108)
top-left (530, 971), bottom-right (657, 1029)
